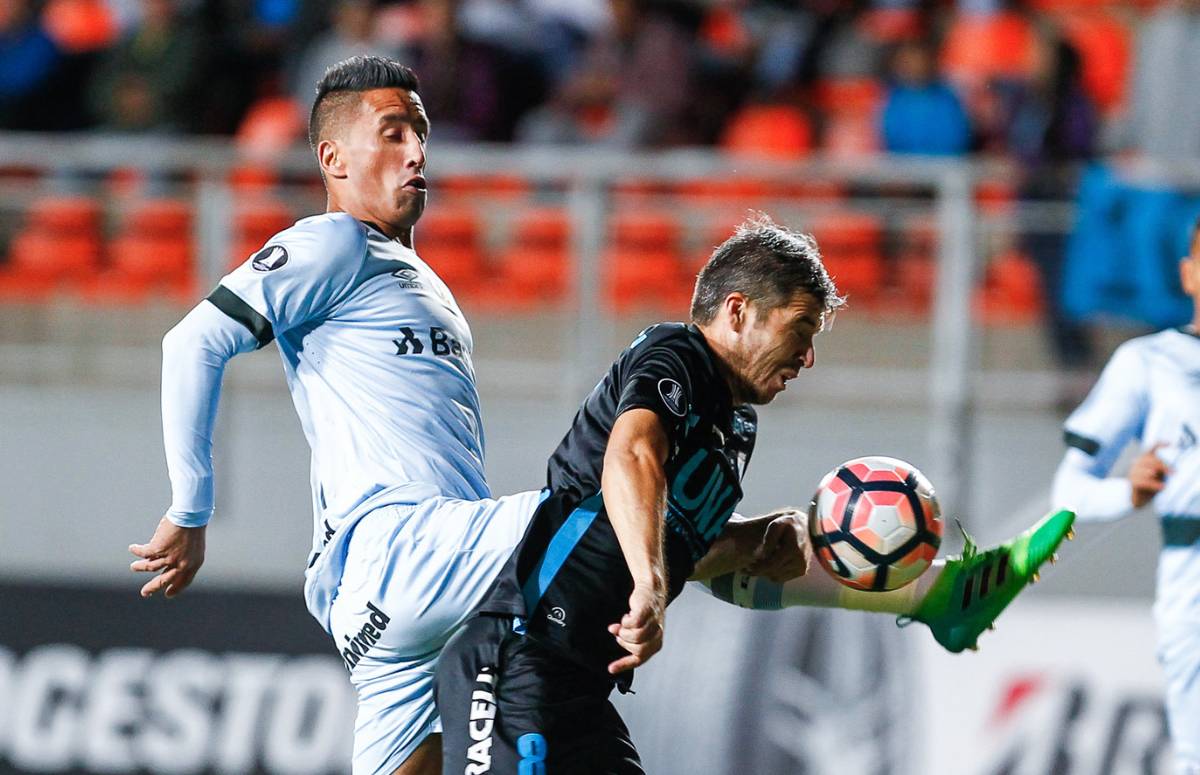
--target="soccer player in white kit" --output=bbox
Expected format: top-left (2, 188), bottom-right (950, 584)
top-left (127, 57), bottom-right (553, 774)
top-left (1052, 220), bottom-right (1200, 774)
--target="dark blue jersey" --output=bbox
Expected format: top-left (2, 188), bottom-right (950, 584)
top-left (478, 323), bottom-right (757, 680)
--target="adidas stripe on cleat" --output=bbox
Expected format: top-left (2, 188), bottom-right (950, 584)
top-left (897, 509), bottom-right (1076, 653)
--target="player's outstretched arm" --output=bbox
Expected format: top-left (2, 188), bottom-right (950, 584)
top-left (690, 507), bottom-right (810, 583)
top-left (602, 408), bottom-right (671, 675)
top-left (131, 301), bottom-right (258, 598)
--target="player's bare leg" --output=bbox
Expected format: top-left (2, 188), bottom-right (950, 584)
top-left (391, 733), bottom-right (441, 775)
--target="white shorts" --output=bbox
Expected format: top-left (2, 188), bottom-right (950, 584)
top-left (328, 489), bottom-right (544, 775)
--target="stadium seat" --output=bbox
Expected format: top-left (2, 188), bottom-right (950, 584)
top-left (976, 180), bottom-right (1016, 214)
top-left (807, 212), bottom-right (885, 304)
top-left (41, 0), bottom-right (117, 53)
top-left (604, 211), bottom-right (687, 312)
top-left (236, 97), bottom-right (306, 156)
top-left (700, 5), bottom-right (751, 56)
top-left (973, 250), bottom-right (1045, 324)
top-left (814, 78), bottom-right (883, 119)
top-left (418, 208), bottom-right (487, 297)
top-left (230, 198), bottom-right (294, 269)
top-left (720, 105), bottom-right (814, 159)
top-left (438, 175), bottom-right (531, 201)
top-left (941, 12), bottom-right (1038, 85)
top-left (80, 199), bottom-right (194, 304)
top-left (1054, 11), bottom-right (1130, 114)
top-left (824, 113), bottom-right (881, 157)
top-left (0, 197), bottom-right (103, 301)
top-left (858, 7), bottom-right (923, 42)
top-left (487, 208), bottom-right (570, 310)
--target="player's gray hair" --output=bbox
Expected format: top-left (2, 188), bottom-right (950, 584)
top-left (690, 213), bottom-right (845, 324)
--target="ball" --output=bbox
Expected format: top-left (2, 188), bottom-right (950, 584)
top-left (807, 455), bottom-right (943, 591)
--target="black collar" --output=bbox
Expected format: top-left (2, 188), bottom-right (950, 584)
top-left (685, 323), bottom-right (736, 413)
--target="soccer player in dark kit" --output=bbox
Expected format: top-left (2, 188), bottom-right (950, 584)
top-left (434, 215), bottom-right (1074, 774)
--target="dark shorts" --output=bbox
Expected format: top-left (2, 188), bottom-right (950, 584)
top-left (435, 615), bottom-right (644, 775)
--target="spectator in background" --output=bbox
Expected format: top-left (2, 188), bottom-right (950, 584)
top-left (87, 0), bottom-right (206, 132)
top-left (0, 0), bottom-right (63, 129)
top-left (880, 39), bottom-right (971, 155)
top-left (404, 0), bottom-right (546, 142)
top-left (290, 0), bottom-right (398, 113)
top-left (995, 32), bottom-right (1098, 377)
top-left (517, 0), bottom-right (698, 148)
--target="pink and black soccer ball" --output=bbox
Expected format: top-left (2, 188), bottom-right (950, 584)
top-left (808, 455), bottom-right (943, 591)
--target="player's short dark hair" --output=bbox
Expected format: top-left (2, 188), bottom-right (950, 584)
top-left (308, 55), bottom-right (421, 153)
top-left (690, 213), bottom-right (845, 324)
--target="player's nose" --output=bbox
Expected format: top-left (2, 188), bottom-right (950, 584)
top-left (407, 140), bottom-right (426, 170)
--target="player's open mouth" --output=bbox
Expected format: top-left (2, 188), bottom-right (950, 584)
top-left (403, 176), bottom-right (427, 192)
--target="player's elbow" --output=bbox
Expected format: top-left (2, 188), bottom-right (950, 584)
top-left (161, 320), bottom-right (188, 358)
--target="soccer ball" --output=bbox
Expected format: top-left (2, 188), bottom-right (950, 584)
top-left (808, 456), bottom-right (943, 591)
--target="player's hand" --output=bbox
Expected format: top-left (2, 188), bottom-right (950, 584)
top-left (607, 584), bottom-right (666, 674)
top-left (129, 517), bottom-right (206, 598)
top-left (1130, 442), bottom-right (1172, 508)
top-left (744, 509), bottom-right (810, 583)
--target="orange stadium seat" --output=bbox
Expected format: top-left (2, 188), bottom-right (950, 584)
top-left (417, 208), bottom-right (487, 296)
top-left (490, 250), bottom-right (570, 310)
top-left (230, 198), bottom-right (294, 269)
top-left (487, 208), bottom-right (570, 310)
top-left (236, 97), bottom-right (306, 155)
top-left (807, 212), bottom-right (886, 305)
top-left (438, 175), bottom-right (531, 201)
top-left (858, 7), bottom-right (923, 42)
top-left (80, 199), bottom-right (194, 303)
top-left (941, 12), bottom-right (1038, 85)
top-left (0, 197), bottom-right (102, 301)
top-left (41, 0), bottom-right (117, 53)
top-left (814, 78), bottom-right (883, 119)
top-left (605, 211), bottom-right (688, 312)
top-left (973, 250), bottom-right (1045, 324)
top-left (720, 105), bottom-right (814, 159)
top-left (1055, 11), bottom-right (1130, 114)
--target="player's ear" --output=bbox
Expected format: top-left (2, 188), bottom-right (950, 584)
top-left (318, 138), bottom-right (348, 180)
top-left (724, 292), bottom-right (748, 333)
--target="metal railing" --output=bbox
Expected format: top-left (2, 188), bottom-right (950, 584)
top-left (0, 132), bottom-right (1063, 519)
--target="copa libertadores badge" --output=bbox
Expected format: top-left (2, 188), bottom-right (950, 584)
top-left (251, 245), bottom-right (289, 272)
top-left (658, 378), bottom-right (686, 417)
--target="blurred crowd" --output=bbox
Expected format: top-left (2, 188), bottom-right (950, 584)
top-left (5, 0), bottom-right (1200, 375)
top-left (1, 0), bottom-right (1197, 161)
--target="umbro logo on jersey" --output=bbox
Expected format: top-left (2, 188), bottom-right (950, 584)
top-left (547, 606), bottom-right (567, 626)
top-left (251, 245), bottom-right (289, 272)
top-left (391, 263), bottom-right (422, 288)
top-left (658, 378), bottom-right (686, 417)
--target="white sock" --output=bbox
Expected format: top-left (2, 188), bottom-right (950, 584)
top-left (705, 560), bottom-right (945, 615)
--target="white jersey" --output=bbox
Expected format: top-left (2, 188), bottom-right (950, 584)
top-left (162, 212), bottom-right (488, 627)
top-left (1055, 327), bottom-right (1200, 623)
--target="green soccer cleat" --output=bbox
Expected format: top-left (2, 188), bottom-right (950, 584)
top-left (898, 509), bottom-right (1076, 653)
